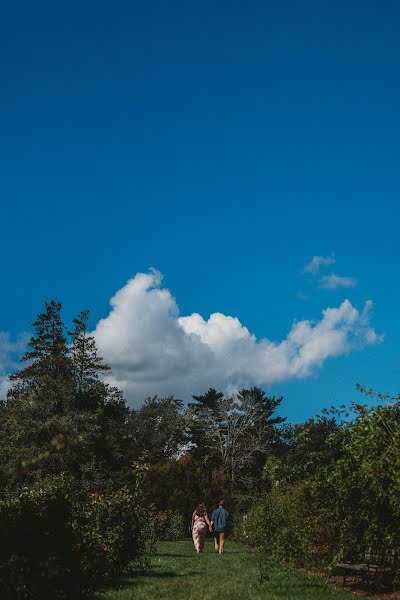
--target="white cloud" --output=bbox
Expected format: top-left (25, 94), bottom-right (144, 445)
top-left (0, 332), bottom-right (27, 398)
top-left (319, 273), bottom-right (358, 289)
top-left (303, 255), bottom-right (358, 292)
top-left (93, 270), bottom-right (382, 405)
top-left (304, 255), bottom-right (336, 275)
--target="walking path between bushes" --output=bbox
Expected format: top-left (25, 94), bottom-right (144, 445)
top-left (103, 539), bottom-right (354, 600)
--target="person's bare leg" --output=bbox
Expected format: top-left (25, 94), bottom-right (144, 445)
top-left (219, 532), bottom-right (225, 554)
top-left (214, 533), bottom-right (219, 553)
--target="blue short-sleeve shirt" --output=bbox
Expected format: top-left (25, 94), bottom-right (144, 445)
top-left (211, 507), bottom-right (229, 532)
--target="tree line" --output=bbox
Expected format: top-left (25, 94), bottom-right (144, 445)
top-left (2, 299), bottom-right (400, 597)
top-left (1, 300), bottom-right (291, 498)
top-left (0, 300), bottom-right (289, 598)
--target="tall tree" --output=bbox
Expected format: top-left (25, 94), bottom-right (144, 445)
top-left (65, 310), bottom-right (136, 489)
top-left (191, 388), bottom-right (224, 412)
top-left (188, 388), bottom-right (224, 462)
top-left (237, 387), bottom-right (286, 481)
top-left (1, 301), bottom-right (76, 483)
top-left (132, 396), bottom-right (189, 463)
top-left (69, 310), bottom-right (110, 394)
top-left (237, 387), bottom-right (285, 428)
top-left (9, 300), bottom-right (73, 398)
top-left (0, 301), bottom-right (135, 491)
top-left (189, 387), bottom-right (285, 490)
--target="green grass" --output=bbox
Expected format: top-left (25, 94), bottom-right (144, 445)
top-left (103, 540), bottom-right (354, 600)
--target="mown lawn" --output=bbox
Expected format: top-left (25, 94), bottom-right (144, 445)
top-left (103, 539), bottom-right (353, 600)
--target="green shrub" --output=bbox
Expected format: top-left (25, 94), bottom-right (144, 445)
top-left (238, 402), bottom-right (400, 586)
top-left (0, 476), bottom-right (80, 600)
top-left (75, 486), bottom-right (149, 581)
top-left (0, 477), bottom-right (155, 599)
top-left (260, 486), bottom-right (314, 565)
top-left (156, 510), bottom-right (186, 540)
top-left (236, 484), bottom-right (340, 570)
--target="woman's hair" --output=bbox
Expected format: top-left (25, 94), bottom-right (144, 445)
top-left (195, 503), bottom-right (206, 516)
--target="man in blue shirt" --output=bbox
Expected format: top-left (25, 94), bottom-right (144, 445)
top-left (210, 499), bottom-right (229, 554)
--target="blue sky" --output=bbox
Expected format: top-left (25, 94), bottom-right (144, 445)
top-left (1, 1), bottom-right (400, 420)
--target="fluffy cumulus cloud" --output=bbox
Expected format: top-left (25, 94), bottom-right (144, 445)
top-left (93, 270), bottom-right (382, 405)
top-left (319, 273), bottom-right (358, 289)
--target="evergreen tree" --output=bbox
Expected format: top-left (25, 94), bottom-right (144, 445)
top-left (69, 310), bottom-right (110, 394)
top-left (188, 388), bottom-right (224, 463)
top-left (237, 387), bottom-right (286, 429)
top-left (187, 387), bottom-right (286, 490)
top-left (236, 387), bottom-right (286, 485)
top-left (1, 302), bottom-right (75, 483)
top-left (8, 300), bottom-right (73, 401)
top-left (0, 301), bottom-right (135, 491)
top-left (66, 310), bottom-right (136, 488)
top-left (191, 388), bottom-right (224, 412)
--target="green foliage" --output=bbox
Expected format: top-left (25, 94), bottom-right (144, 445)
top-left (69, 310), bottom-right (110, 394)
top-left (0, 476), bottom-right (79, 600)
top-left (324, 402), bottom-right (400, 564)
top-left (74, 486), bottom-right (150, 581)
top-left (0, 301), bottom-right (156, 598)
top-left (0, 476), bottom-right (154, 599)
top-left (237, 398), bottom-right (400, 588)
top-left (155, 510), bottom-right (187, 540)
top-left (132, 396), bottom-right (189, 464)
top-left (0, 303), bottom-right (137, 491)
top-left (144, 453), bottom-right (231, 519)
top-left (6, 297), bottom-right (400, 596)
top-left (188, 387), bottom-right (285, 491)
top-left (9, 300), bottom-right (72, 393)
top-left (235, 485), bottom-right (315, 565)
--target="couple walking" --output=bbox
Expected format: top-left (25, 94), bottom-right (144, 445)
top-left (191, 499), bottom-right (229, 554)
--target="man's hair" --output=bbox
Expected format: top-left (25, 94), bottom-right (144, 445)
top-left (219, 499), bottom-right (225, 507)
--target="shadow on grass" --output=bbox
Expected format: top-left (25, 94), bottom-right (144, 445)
top-left (261, 576), bottom-right (351, 597)
top-left (329, 575), bottom-right (395, 598)
top-left (156, 553), bottom-right (196, 558)
top-left (156, 549), bottom-right (247, 557)
top-left (266, 581), bottom-right (329, 590)
top-left (104, 568), bottom-right (183, 593)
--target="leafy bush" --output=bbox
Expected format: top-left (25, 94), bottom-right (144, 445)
top-left (324, 403), bottom-right (400, 568)
top-left (0, 476), bottom-right (80, 600)
top-left (237, 401), bottom-right (400, 589)
top-left (74, 486), bottom-right (151, 582)
top-left (156, 510), bottom-right (187, 540)
top-left (0, 476), bottom-right (155, 599)
top-left (238, 489), bottom-right (309, 559)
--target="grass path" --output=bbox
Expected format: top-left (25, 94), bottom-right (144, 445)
top-left (103, 540), bottom-right (354, 600)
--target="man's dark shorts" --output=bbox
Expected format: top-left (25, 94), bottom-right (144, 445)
top-left (213, 529), bottom-right (226, 538)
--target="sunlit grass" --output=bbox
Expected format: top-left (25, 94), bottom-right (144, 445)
top-left (103, 540), bottom-right (353, 600)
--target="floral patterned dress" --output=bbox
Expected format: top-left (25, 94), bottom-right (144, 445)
top-left (192, 513), bottom-right (207, 553)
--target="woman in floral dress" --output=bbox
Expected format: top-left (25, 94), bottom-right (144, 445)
top-left (191, 504), bottom-right (211, 553)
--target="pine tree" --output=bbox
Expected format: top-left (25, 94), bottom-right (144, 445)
top-left (1, 302), bottom-right (76, 483)
top-left (237, 387), bottom-right (286, 428)
top-left (8, 300), bottom-right (73, 401)
top-left (1, 302), bottom-right (134, 490)
top-left (191, 388), bottom-right (224, 412)
top-left (188, 388), bottom-right (225, 463)
top-left (69, 310), bottom-right (110, 394)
